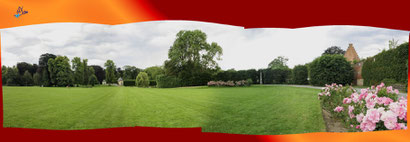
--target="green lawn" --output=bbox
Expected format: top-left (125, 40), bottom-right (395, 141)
top-left (3, 85), bottom-right (325, 135)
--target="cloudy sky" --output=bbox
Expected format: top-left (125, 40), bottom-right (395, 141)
top-left (1, 21), bottom-right (408, 70)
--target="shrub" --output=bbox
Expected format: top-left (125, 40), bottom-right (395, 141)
top-left (123, 80), bottom-right (136, 86)
top-left (246, 78), bottom-right (253, 86)
top-left (88, 75), bottom-right (99, 86)
top-left (318, 83), bottom-right (407, 132)
top-left (381, 78), bottom-right (396, 86)
top-left (136, 72), bottom-right (149, 87)
top-left (292, 64), bottom-right (308, 85)
top-left (308, 54), bottom-right (354, 86)
top-left (362, 42), bottom-right (408, 86)
top-left (156, 75), bottom-right (181, 88)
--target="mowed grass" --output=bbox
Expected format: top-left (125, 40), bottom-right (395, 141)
top-left (3, 85), bottom-right (325, 135)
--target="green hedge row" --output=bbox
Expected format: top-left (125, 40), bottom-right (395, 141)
top-left (156, 75), bottom-right (181, 88)
top-left (123, 80), bottom-right (136, 86)
top-left (362, 42), bottom-right (408, 86)
top-left (292, 64), bottom-right (309, 85)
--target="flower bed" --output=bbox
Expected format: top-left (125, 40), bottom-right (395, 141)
top-left (207, 80), bottom-right (251, 87)
top-left (318, 83), bottom-right (407, 132)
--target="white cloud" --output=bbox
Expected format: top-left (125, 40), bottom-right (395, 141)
top-left (1, 22), bottom-right (408, 70)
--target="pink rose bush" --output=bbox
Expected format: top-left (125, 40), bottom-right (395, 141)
top-left (318, 82), bottom-right (407, 132)
top-left (207, 80), bottom-right (251, 87)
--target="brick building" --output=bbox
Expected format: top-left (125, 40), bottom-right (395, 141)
top-left (344, 43), bottom-right (363, 86)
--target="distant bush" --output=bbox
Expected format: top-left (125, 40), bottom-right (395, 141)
top-left (156, 75), bottom-right (181, 88)
top-left (136, 72), bottom-right (149, 87)
top-left (246, 78), bottom-right (253, 86)
top-left (308, 54), bottom-right (354, 86)
top-left (124, 80), bottom-right (136, 86)
top-left (362, 42), bottom-right (408, 86)
top-left (292, 64), bottom-right (308, 85)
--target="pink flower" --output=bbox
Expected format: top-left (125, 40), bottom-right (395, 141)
top-left (366, 98), bottom-right (376, 109)
top-left (371, 85), bottom-right (375, 90)
top-left (395, 123), bottom-right (407, 130)
top-left (365, 108), bottom-right (381, 123)
top-left (348, 105), bottom-right (355, 118)
top-left (334, 106), bottom-right (344, 112)
top-left (343, 98), bottom-right (352, 104)
top-left (350, 124), bottom-right (354, 128)
top-left (356, 113), bottom-right (364, 123)
top-left (356, 125), bottom-right (360, 129)
top-left (360, 119), bottom-right (376, 132)
top-left (389, 101), bottom-right (407, 120)
top-left (351, 93), bottom-right (360, 103)
top-left (381, 110), bottom-right (398, 130)
top-left (387, 86), bottom-right (393, 93)
top-left (394, 89), bottom-right (399, 95)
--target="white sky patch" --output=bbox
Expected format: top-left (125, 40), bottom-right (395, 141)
top-left (1, 21), bottom-right (408, 70)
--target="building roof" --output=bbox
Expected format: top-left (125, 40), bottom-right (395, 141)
top-left (344, 43), bottom-right (360, 62)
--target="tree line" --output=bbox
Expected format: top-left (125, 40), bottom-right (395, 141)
top-left (2, 29), bottom-right (370, 87)
top-left (1, 53), bottom-right (164, 87)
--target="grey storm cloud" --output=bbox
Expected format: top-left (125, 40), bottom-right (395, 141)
top-left (1, 21), bottom-right (408, 70)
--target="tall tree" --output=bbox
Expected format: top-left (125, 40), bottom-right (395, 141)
top-left (164, 30), bottom-right (223, 86)
top-left (82, 59), bottom-right (89, 85)
top-left (48, 56), bottom-right (73, 86)
top-left (16, 62), bottom-right (33, 75)
top-left (123, 65), bottom-right (141, 80)
top-left (2, 65), bottom-right (7, 85)
top-left (33, 72), bottom-right (41, 86)
top-left (71, 57), bottom-right (84, 86)
top-left (322, 46), bottom-right (345, 55)
top-left (104, 60), bottom-right (117, 83)
top-left (116, 67), bottom-right (123, 79)
top-left (268, 56), bottom-right (289, 70)
top-left (4, 66), bottom-right (19, 86)
top-left (39, 53), bottom-right (56, 86)
top-left (144, 66), bottom-right (164, 81)
top-left (90, 65), bottom-right (105, 83)
top-left (23, 70), bottom-right (33, 86)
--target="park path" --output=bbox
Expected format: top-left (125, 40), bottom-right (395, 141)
top-left (269, 84), bottom-right (407, 99)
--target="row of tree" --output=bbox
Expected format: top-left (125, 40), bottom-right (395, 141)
top-left (2, 53), bottom-right (165, 87)
top-left (2, 29), bottom-right (360, 87)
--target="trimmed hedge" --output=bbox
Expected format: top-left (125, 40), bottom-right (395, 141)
top-left (362, 42), bottom-right (408, 86)
top-left (214, 69), bottom-right (259, 84)
top-left (261, 68), bottom-right (291, 84)
top-left (156, 75), bottom-right (181, 88)
top-left (149, 80), bottom-right (157, 86)
top-left (308, 54), bottom-right (354, 86)
top-left (292, 64), bottom-right (309, 85)
top-left (124, 80), bottom-right (136, 86)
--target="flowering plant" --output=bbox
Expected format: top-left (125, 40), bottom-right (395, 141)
top-left (318, 83), bottom-right (407, 132)
top-left (207, 80), bottom-right (251, 87)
